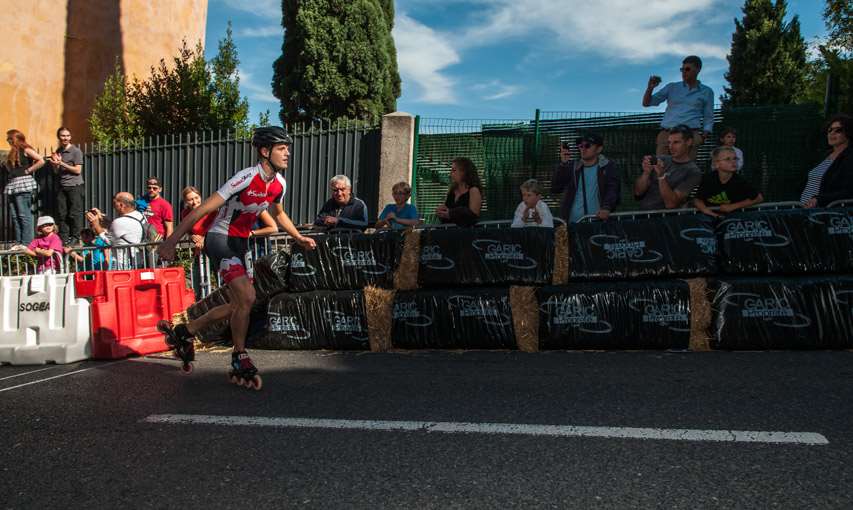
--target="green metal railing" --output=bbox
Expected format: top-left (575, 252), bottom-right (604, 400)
top-left (413, 105), bottom-right (826, 222)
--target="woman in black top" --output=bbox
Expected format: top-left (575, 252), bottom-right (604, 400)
top-left (803, 113), bottom-right (852, 208)
top-left (435, 157), bottom-right (483, 227)
top-left (4, 129), bottom-right (44, 247)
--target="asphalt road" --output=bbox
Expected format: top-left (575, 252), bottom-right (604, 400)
top-left (2, 350), bottom-right (852, 509)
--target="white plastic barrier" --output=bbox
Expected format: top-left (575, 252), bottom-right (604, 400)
top-left (0, 273), bottom-right (91, 365)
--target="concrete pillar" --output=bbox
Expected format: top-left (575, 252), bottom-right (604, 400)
top-left (378, 112), bottom-right (415, 213)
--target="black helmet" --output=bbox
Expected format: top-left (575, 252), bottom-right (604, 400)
top-left (252, 126), bottom-right (292, 148)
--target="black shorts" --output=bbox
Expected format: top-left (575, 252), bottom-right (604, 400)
top-left (204, 233), bottom-right (249, 284)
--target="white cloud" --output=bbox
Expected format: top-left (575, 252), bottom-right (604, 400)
top-left (219, 0), bottom-right (280, 18)
top-left (239, 69), bottom-right (278, 104)
top-left (393, 14), bottom-right (461, 104)
top-left (473, 80), bottom-right (521, 100)
top-left (236, 25), bottom-right (282, 39)
top-left (458, 0), bottom-right (728, 61)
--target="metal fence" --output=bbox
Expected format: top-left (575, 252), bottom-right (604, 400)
top-left (413, 105), bottom-right (826, 223)
top-left (0, 121), bottom-right (381, 245)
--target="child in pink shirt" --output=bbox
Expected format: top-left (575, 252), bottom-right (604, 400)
top-left (26, 216), bottom-right (64, 274)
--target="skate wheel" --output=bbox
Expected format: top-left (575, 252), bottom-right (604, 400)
top-left (250, 375), bottom-right (263, 391)
top-left (181, 363), bottom-right (193, 374)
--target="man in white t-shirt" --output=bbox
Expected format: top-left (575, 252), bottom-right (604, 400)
top-left (86, 191), bottom-right (147, 269)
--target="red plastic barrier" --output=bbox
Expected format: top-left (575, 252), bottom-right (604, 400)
top-left (75, 268), bottom-right (196, 359)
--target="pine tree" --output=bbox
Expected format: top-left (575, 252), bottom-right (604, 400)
top-left (88, 61), bottom-right (143, 146)
top-left (722, 0), bottom-right (808, 107)
top-left (211, 21), bottom-right (250, 136)
top-left (272, 0), bottom-right (402, 126)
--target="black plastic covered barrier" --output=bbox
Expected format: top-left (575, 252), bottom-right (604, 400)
top-left (392, 288), bottom-right (516, 349)
top-left (710, 276), bottom-right (853, 350)
top-left (287, 231), bottom-right (403, 291)
top-left (418, 227), bottom-right (554, 287)
top-left (257, 290), bottom-right (369, 350)
top-left (569, 214), bottom-right (717, 280)
top-left (537, 281), bottom-right (691, 350)
top-left (252, 250), bottom-right (290, 299)
top-left (718, 208), bottom-right (853, 275)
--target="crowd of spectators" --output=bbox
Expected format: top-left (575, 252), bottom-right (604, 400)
top-left (1, 64), bottom-right (852, 276)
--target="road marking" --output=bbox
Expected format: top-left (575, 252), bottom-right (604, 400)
top-left (143, 414), bottom-right (829, 446)
top-left (0, 360), bottom-right (126, 393)
top-left (0, 366), bottom-right (58, 381)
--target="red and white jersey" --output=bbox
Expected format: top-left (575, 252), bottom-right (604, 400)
top-left (208, 164), bottom-right (286, 238)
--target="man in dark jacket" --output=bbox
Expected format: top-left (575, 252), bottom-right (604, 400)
top-left (315, 174), bottom-right (369, 231)
top-left (551, 132), bottom-right (621, 222)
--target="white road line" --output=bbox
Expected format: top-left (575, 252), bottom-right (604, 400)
top-left (143, 414), bottom-right (829, 446)
top-left (0, 360), bottom-right (126, 393)
top-left (0, 366), bottom-right (58, 381)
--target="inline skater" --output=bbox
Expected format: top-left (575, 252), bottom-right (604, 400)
top-left (157, 126), bottom-right (316, 389)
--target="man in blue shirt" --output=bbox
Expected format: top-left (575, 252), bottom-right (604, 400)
top-left (642, 55), bottom-right (714, 161)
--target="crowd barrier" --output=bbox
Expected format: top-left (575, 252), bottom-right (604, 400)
top-left (0, 273), bottom-right (91, 365)
top-left (76, 267), bottom-right (195, 359)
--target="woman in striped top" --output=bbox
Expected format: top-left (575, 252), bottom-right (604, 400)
top-left (4, 130), bottom-right (44, 247)
top-left (801, 113), bottom-right (852, 208)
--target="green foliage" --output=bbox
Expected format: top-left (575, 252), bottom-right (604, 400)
top-left (824, 0), bottom-right (852, 52)
top-left (88, 24), bottom-right (251, 145)
top-left (272, 0), bottom-right (402, 126)
top-left (88, 61), bottom-right (143, 146)
top-left (722, 0), bottom-right (808, 107)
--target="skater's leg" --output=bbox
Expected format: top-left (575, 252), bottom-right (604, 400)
top-left (226, 275), bottom-right (255, 352)
top-left (184, 302), bottom-right (232, 336)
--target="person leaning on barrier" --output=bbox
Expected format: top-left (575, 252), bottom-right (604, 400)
top-left (801, 113), bottom-right (853, 208)
top-left (551, 133), bottom-right (621, 222)
top-left (376, 181), bottom-right (420, 230)
top-left (634, 125), bottom-right (702, 210)
top-left (693, 147), bottom-right (763, 217)
top-left (48, 127), bottom-right (85, 245)
top-left (86, 192), bottom-right (146, 269)
top-left (435, 157), bottom-right (483, 227)
top-left (315, 175), bottom-right (369, 231)
top-left (642, 55), bottom-right (713, 161)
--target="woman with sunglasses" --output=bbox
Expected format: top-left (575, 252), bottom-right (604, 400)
top-left (802, 113), bottom-right (853, 208)
top-left (3, 130), bottom-right (44, 249)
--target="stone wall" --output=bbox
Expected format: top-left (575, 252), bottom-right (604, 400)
top-left (0, 0), bottom-right (208, 149)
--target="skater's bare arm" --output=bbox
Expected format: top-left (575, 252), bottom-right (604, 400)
top-left (158, 194), bottom-right (224, 260)
top-left (269, 203), bottom-right (316, 249)
top-left (251, 210), bottom-right (278, 237)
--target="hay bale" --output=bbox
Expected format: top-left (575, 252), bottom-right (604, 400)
top-left (394, 229), bottom-right (421, 290)
top-left (552, 224), bottom-right (569, 285)
top-left (510, 286), bottom-right (539, 352)
top-left (364, 286), bottom-right (395, 352)
top-left (686, 278), bottom-right (712, 351)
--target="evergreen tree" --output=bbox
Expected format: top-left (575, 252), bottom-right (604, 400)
top-left (211, 22), bottom-right (250, 136)
top-left (722, 0), bottom-right (808, 107)
top-left (87, 25), bottom-right (251, 144)
top-left (88, 61), bottom-right (143, 146)
top-left (272, 0), bottom-right (402, 126)
top-left (824, 0), bottom-right (852, 52)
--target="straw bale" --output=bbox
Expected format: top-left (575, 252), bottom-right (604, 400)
top-left (394, 229), bottom-right (421, 290)
top-left (552, 224), bottom-right (569, 285)
top-left (510, 286), bottom-right (540, 352)
top-left (687, 278), bottom-right (712, 351)
top-left (364, 286), bottom-right (395, 352)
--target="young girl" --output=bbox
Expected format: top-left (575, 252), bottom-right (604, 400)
top-left (511, 179), bottom-right (554, 227)
top-left (718, 127), bottom-right (744, 172)
top-left (26, 216), bottom-right (64, 274)
top-left (376, 181), bottom-right (419, 229)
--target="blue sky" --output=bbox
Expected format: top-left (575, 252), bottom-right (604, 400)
top-left (206, 0), bottom-right (827, 123)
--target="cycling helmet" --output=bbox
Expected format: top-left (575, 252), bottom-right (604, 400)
top-left (251, 126), bottom-right (293, 148)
